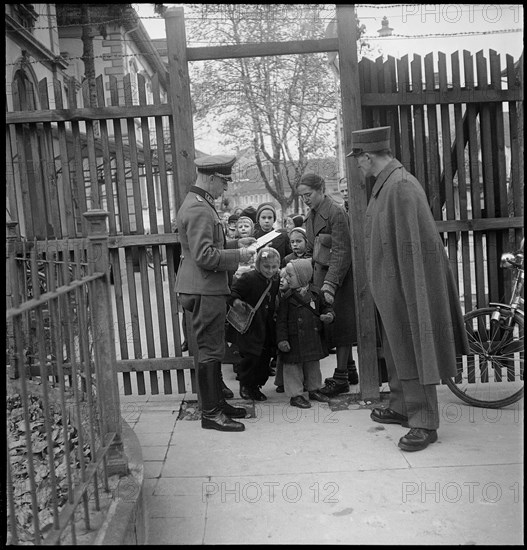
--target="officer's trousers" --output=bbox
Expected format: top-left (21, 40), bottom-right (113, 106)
top-left (178, 294), bottom-right (227, 363)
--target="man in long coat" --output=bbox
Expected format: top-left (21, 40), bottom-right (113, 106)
top-left (176, 154), bottom-right (257, 432)
top-left (349, 126), bottom-right (468, 451)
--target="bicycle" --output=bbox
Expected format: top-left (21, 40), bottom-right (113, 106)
top-left (445, 238), bottom-right (524, 409)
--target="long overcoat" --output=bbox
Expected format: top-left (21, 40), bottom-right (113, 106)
top-left (228, 269), bottom-right (280, 357)
top-left (364, 159), bottom-right (469, 384)
top-left (304, 195), bottom-right (357, 347)
top-left (276, 285), bottom-right (332, 363)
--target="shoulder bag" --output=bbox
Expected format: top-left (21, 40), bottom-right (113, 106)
top-left (226, 279), bottom-right (273, 334)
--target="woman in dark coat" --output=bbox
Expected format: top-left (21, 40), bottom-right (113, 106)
top-left (297, 173), bottom-right (358, 397)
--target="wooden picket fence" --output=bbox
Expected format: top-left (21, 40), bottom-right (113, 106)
top-left (359, 49), bottom-right (524, 312)
top-left (6, 71), bottom-right (195, 396)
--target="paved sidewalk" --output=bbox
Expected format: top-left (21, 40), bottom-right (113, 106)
top-left (120, 356), bottom-right (524, 545)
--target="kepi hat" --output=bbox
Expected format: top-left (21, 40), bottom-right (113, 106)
top-left (347, 126), bottom-right (391, 157)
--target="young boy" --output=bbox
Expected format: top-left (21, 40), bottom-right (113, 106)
top-left (233, 215), bottom-right (256, 280)
top-left (276, 258), bottom-right (335, 408)
top-left (228, 247), bottom-right (281, 401)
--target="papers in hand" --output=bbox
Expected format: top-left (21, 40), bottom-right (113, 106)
top-left (255, 230), bottom-right (282, 250)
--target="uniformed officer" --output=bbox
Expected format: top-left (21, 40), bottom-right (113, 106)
top-left (176, 154), bottom-right (257, 432)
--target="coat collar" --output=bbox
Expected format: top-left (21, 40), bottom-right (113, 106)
top-left (310, 195), bottom-right (332, 235)
top-left (370, 159), bottom-right (403, 199)
top-left (190, 185), bottom-right (216, 208)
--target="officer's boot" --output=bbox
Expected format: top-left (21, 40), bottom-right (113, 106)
top-left (197, 362), bottom-right (245, 432)
top-left (347, 359), bottom-right (359, 385)
top-left (213, 361), bottom-right (246, 418)
top-left (218, 365), bottom-right (235, 399)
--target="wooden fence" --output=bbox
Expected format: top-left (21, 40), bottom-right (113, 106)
top-left (359, 49), bottom-right (524, 312)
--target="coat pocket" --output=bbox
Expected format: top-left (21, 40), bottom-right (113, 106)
top-left (313, 234), bottom-right (332, 267)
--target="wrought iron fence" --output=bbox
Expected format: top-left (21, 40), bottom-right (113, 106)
top-left (6, 211), bottom-right (127, 545)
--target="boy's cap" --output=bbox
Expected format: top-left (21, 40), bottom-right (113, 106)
top-left (289, 227), bottom-right (307, 241)
top-left (240, 206), bottom-right (257, 223)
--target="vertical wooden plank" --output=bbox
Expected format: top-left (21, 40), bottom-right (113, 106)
top-left (27, 118), bottom-right (49, 238)
top-left (95, 76), bottom-right (117, 235)
top-left (80, 85), bottom-right (100, 209)
top-left (437, 52), bottom-right (459, 284)
top-left (164, 7), bottom-right (197, 212)
top-left (67, 79), bottom-right (88, 236)
top-left (397, 55), bottom-right (414, 173)
top-left (123, 75), bottom-right (154, 396)
top-left (138, 74), bottom-right (164, 395)
top-left (384, 56), bottom-right (400, 158)
top-left (506, 54), bottom-right (523, 248)
top-left (464, 50), bottom-right (486, 309)
top-left (476, 50), bottom-right (499, 302)
top-left (489, 50), bottom-right (510, 295)
top-left (359, 58), bottom-right (373, 129)
top-left (337, 4), bottom-right (379, 399)
top-left (152, 75), bottom-right (180, 394)
top-left (109, 76), bottom-right (134, 395)
top-left (38, 79), bottom-right (62, 238)
top-left (370, 56), bottom-right (381, 128)
top-left (53, 79), bottom-right (76, 237)
top-left (451, 52), bottom-right (472, 312)
top-left (6, 123), bottom-right (19, 225)
top-left (411, 54), bottom-right (427, 195)
top-left (424, 53), bottom-right (441, 219)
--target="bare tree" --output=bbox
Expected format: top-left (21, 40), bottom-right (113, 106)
top-left (185, 4), bottom-right (347, 213)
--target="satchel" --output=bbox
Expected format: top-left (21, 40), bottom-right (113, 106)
top-left (226, 279), bottom-right (272, 334)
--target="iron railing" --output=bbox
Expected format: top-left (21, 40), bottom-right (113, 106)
top-left (6, 211), bottom-right (127, 545)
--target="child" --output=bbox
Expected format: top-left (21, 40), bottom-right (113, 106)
top-left (254, 202), bottom-right (292, 262)
top-left (276, 258), bottom-right (335, 408)
top-left (228, 247), bottom-right (281, 401)
top-left (282, 226), bottom-right (309, 266)
top-left (233, 215), bottom-right (256, 280)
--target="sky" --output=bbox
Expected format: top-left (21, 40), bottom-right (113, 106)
top-left (132, 3), bottom-right (524, 153)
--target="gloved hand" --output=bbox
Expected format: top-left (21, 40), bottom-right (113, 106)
top-left (319, 312), bottom-right (335, 324)
top-left (278, 340), bottom-right (291, 353)
top-left (239, 244), bottom-right (257, 263)
top-left (321, 281), bottom-right (337, 305)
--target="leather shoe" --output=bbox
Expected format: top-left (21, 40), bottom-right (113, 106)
top-left (251, 387), bottom-right (267, 401)
top-left (370, 408), bottom-right (409, 427)
top-left (290, 395), bottom-right (311, 409)
top-left (319, 378), bottom-right (349, 397)
top-left (221, 383), bottom-right (234, 400)
top-left (221, 401), bottom-right (247, 418)
top-left (276, 385), bottom-right (284, 393)
top-left (398, 428), bottom-right (438, 451)
top-left (308, 390), bottom-right (331, 403)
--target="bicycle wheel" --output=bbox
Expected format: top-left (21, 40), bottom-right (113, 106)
top-left (446, 307), bottom-right (524, 408)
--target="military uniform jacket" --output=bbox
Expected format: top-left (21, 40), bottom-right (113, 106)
top-left (175, 186), bottom-right (241, 295)
top-left (276, 285), bottom-right (332, 363)
top-left (364, 159), bottom-right (469, 384)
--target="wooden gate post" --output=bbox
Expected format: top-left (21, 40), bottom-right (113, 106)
top-left (84, 210), bottom-right (128, 476)
top-left (6, 221), bottom-right (20, 380)
top-left (336, 5), bottom-right (380, 400)
top-left (164, 7), bottom-right (197, 212)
